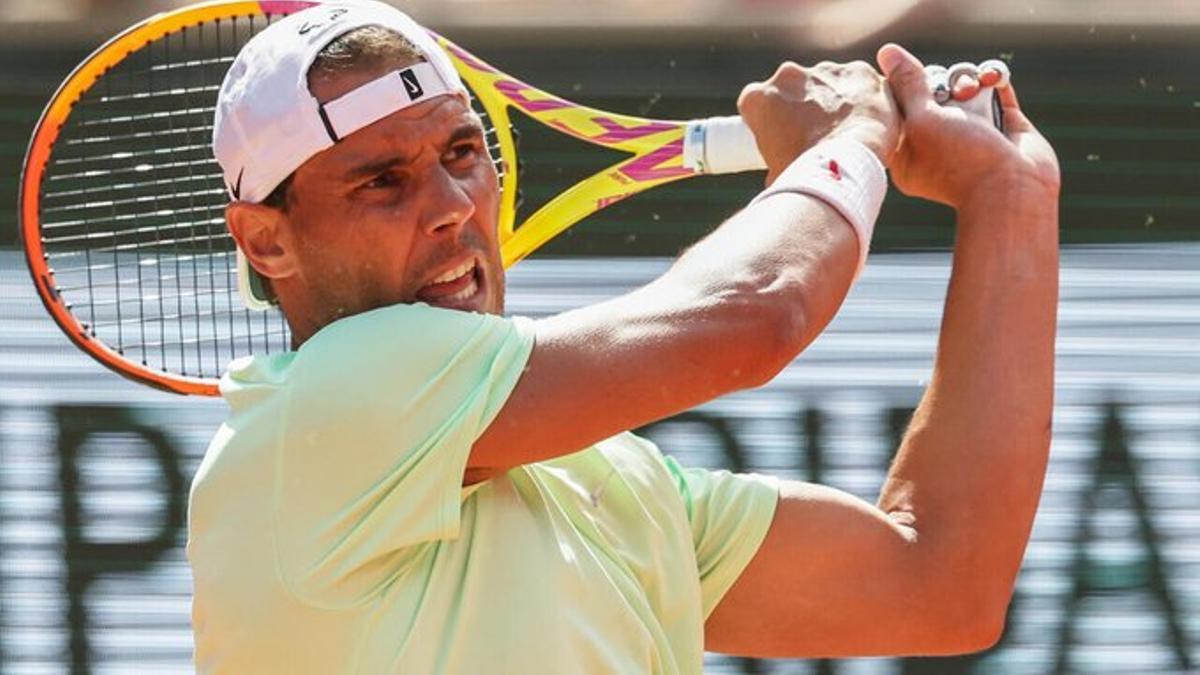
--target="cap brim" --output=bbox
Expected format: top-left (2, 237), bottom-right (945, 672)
top-left (236, 248), bottom-right (275, 311)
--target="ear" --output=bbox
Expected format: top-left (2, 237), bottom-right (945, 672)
top-left (225, 202), bottom-right (298, 283)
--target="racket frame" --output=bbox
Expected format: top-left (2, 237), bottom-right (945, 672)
top-left (19, 1), bottom-right (314, 395)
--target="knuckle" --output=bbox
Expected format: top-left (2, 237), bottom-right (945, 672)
top-left (737, 83), bottom-right (763, 111)
top-left (773, 61), bottom-right (805, 81)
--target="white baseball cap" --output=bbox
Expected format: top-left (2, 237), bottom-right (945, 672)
top-left (212, 0), bottom-right (468, 310)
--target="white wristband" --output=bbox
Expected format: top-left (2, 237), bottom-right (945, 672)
top-left (748, 138), bottom-right (888, 274)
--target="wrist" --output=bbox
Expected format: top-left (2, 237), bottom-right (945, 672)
top-left (829, 121), bottom-right (895, 166)
top-left (957, 165), bottom-right (1061, 219)
top-left (955, 173), bottom-right (1060, 263)
top-left (751, 138), bottom-right (888, 275)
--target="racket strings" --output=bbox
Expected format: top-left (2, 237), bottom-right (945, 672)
top-left (38, 13), bottom-right (508, 382)
top-left (60, 126), bottom-right (216, 151)
top-left (40, 15), bottom-right (290, 378)
top-left (56, 264), bottom-right (234, 294)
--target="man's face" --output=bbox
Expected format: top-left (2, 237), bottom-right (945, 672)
top-left (275, 64), bottom-right (504, 324)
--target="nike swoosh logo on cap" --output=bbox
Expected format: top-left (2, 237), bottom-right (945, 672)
top-left (230, 168), bottom-right (244, 200)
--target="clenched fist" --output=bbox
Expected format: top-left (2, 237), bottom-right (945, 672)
top-left (738, 60), bottom-right (901, 185)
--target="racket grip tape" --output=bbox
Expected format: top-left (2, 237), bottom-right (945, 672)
top-left (683, 116), bottom-right (768, 175)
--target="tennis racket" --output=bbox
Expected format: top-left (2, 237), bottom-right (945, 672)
top-left (19, 0), bottom-right (1006, 396)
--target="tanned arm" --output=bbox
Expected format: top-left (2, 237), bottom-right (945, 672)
top-left (705, 44), bottom-right (1062, 657)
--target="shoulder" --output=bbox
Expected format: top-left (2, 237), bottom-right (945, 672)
top-left (222, 304), bottom-right (535, 405)
top-left (299, 303), bottom-right (532, 362)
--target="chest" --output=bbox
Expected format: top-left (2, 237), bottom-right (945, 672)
top-left (370, 443), bottom-right (708, 674)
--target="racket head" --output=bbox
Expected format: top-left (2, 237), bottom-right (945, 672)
top-left (20, 0), bottom-right (702, 395)
top-left (19, 1), bottom-right (311, 396)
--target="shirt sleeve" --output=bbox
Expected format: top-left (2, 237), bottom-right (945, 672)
top-left (662, 454), bottom-right (781, 619)
top-left (270, 303), bottom-right (535, 605)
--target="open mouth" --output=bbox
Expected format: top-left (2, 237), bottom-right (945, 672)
top-left (416, 259), bottom-right (483, 308)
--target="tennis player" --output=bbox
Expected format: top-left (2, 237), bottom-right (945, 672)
top-left (188, 2), bottom-right (1060, 672)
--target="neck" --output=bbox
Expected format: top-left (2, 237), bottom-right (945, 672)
top-left (277, 291), bottom-right (331, 350)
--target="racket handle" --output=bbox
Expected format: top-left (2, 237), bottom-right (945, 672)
top-left (684, 64), bottom-right (1009, 177)
top-left (683, 116), bottom-right (768, 175)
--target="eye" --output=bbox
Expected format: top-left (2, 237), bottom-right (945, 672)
top-left (444, 139), bottom-right (483, 166)
top-left (363, 172), bottom-right (401, 190)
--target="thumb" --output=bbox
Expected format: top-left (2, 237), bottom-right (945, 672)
top-left (876, 43), bottom-right (930, 116)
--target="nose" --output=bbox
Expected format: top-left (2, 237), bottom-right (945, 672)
top-left (420, 163), bottom-right (476, 237)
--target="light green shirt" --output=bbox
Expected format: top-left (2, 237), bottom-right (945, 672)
top-left (188, 303), bottom-right (779, 674)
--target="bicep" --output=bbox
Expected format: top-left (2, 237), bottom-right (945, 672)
top-left (705, 480), bottom-right (951, 658)
top-left (467, 281), bottom-right (788, 481)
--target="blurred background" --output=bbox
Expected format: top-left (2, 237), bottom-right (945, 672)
top-left (1, 0), bottom-right (1198, 673)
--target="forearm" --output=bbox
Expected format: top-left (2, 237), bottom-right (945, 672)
top-left (525, 167), bottom-right (866, 471)
top-left (665, 192), bottom-right (859, 352)
top-left (878, 179), bottom-right (1059, 614)
top-left (547, 190), bottom-right (862, 401)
